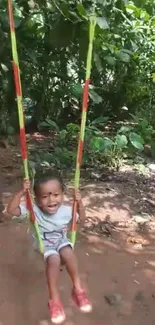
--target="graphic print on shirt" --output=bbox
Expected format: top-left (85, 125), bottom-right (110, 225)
top-left (43, 225), bottom-right (68, 245)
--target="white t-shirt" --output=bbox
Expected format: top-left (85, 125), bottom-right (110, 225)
top-left (19, 203), bottom-right (78, 247)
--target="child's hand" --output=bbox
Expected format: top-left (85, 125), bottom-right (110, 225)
top-left (74, 189), bottom-right (82, 203)
top-left (23, 179), bottom-right (30, 193)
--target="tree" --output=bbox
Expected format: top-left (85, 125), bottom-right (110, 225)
top-left (0, 0), bottom-right (155, 134)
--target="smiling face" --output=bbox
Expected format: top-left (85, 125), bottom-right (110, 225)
top-left (35, 179), bottom-right (64, 214)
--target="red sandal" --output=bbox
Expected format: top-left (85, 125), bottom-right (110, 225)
top-left (72, 288), bottom-right (92, 313)
top-left (48, 300), bottom-right (66, 324)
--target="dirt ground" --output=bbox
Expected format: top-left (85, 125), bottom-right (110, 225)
top-left (1, 140), bottom-right (155, 325)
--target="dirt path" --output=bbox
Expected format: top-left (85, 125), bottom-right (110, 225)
top-left (1, 222), bottom-right (155, 325)
top-left (1, 144), bottom-right (155, 325)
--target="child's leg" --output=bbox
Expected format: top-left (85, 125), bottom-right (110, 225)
top-left (59, 246), bottom-right (92, 312)
top-left (46, 254), bottom-right (66, 324)
top-left (59, 246), bottom-right (81, 290)
top-left (46, 254), bottom-right (61, 301)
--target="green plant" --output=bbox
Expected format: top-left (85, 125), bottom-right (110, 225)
top-left (130, 114), bottom-right (154, 143)
top-left (38, 118), bottom-right (59, 132)
top-left (35, 116), bottom-right (147, 171)
top-left (56, 123), bottom-right (80, 147)
top-left (118, 126), bottom-right (144, 150)
top-left (87, 124), bottom-right (145, 169)
top-left (1, 0), bottom-right (155, 133)
top-left (88, 133), bottom-right (126, 169)
top-left (66, 123), bottom-right (80, 138)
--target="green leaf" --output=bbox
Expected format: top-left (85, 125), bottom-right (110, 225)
top-left (26, 51), bottom-right (38, 64)
top-left (115, 134), bottom-right (128, 148)
top-left (38, 119), bottom-right (59, 131)
top-left (129, 132), bottom-right (144, 151)
top-left (86, 126), bottom-right (102, 137)
top-left (69, 11), bottom-right (82, 22)
top-left (90, 137), bottom-right (104, 151)
top-left (130, 113), bottom-right (139, 123)
top-left (77, 3), bottom-right (87, 17)
top-left (121, 49), bottom-right (133, 55)
top-left (66, 123), bottom-right (80, 134)
top-left (152, 73), bottom-right (155, 83)
top-left (126, 4), bottom-right (137, 14)
top-left (94, 53), bottom-right (102, 72)
top-left (90, 136), bottom-right (114, 152)
top-left (96, 17), bottom-right (109, 30)
top-left (71, 83), bottom-right (83, 98)
top-left (45, 118), bottom-right (59, 131)
top-left (139, 118), bottom-right (149, 129)
top-left (91, 116), bottom-right (109, 125)
top-left (102, 137), bottom-right (114, 150)
top-left (55, 147), bottom-right (63, 155)
top-left (38, 121), bottom-right (49, 129)
top-left (115, 50), bottom-right (130, 63)
top-left (118, 125), bottom-right (133, 133)
top-left (89, 89), bottom-right (102, 104)
top-left (7, 126), bottom-right (15, 135)
top-left (105, 56), bottom-right (115, 66)
top-left (14, 17), bottom-right (21, 28)
top-left (58, 129), bottom-right (67, 141)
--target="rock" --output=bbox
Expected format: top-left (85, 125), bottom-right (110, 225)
top-left (0, 139), bottom-right (8, 148)
top-left (134, 244), bottom-right (143, 250)
top-left (104, 293), bottom-right (122, 306)
top-left (148, 163), bottom-right (155, 172)
top-left (132, 214), bottom-right (151, 224)
top-left (127, 236), bottom-right (149, 246)
top-left (135, 291), bottom-right (145, 302)
top-left (90, 172), bottom-right (102, 180)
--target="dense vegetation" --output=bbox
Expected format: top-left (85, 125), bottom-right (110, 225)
top-left (0, 0), bottom-right (155, 170)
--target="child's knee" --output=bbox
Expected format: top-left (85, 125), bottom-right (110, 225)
top-left (60, 245), bottom-right (76, 261)
top-left (46, 254), bottom-right (61, 268)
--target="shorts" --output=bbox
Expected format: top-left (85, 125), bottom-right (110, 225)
top-left (43, 237), bottom-right (73, 260)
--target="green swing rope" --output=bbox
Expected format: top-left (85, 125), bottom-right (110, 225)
top-left (71, 16), bottom-right (96, 246)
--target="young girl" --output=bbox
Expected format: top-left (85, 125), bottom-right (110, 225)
top-left (7, 171), bottom-right (92, 324)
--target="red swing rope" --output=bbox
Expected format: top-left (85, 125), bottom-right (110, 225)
top-left (7, 0), bottom-right (44, 253)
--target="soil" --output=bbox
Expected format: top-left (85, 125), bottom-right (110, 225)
top-left (1, 135), bottom-right (155, 325)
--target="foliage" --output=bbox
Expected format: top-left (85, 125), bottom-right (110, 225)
top-left (38, 118), bottom-right (59, 131)
top-left (30, 116), bottom-right (151, 171)
top-left (0, 0), bottom-right (155, 170)
top-left (0, 0), bottom-right (154, 129)
top-left (130, 114), bottom-right (155, 143)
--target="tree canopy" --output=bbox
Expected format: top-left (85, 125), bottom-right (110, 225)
top-left (0, 0), bottom-right (155, 169)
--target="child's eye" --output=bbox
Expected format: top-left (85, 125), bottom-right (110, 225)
top-left (42, 195), bottom-right (47, 199)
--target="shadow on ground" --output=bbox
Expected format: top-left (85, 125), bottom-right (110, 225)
top-left (0, 222), bottom-right (155, 325)
top-left (1, 166), bottom-right (155, 325)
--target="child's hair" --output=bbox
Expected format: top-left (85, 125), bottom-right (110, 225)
top-left (33, 170), bottom-right (64, 195)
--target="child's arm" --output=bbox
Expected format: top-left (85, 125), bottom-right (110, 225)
top-left (7, 180), bottom-right (30, 216)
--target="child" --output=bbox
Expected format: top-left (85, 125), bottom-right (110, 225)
top-left (7, 171), bottom-right (92, 324)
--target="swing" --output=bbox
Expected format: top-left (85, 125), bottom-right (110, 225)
top-left (7, 0), bottom-right (96, 254)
